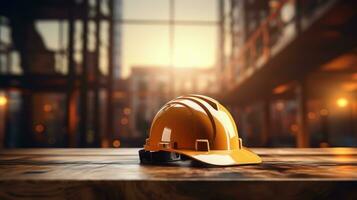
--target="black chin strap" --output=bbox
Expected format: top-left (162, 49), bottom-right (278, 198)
top-left (139, 149), bottom-right (181, 164)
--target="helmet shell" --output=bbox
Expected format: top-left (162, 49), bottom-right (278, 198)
top-left (143, 95), bottom-right (261, 166)
top-left (145, 95), bottom-right (240, 151)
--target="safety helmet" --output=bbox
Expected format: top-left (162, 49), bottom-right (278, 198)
top-left (139, 94), bottom-right (261, 166)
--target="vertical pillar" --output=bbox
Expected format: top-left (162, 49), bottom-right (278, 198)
top-left (79, 0), bottom-right (89, 147)
top-left (22, 91), bottom-right (33, 147)
top-left (262, 99), bottom-right (270, 146)
top-left (218, 0), bottom-right (225, 72)
top-left (320, 99), bottom-right (329, 145)
top-left (353, 97), bottom-right (357, 141)
top-left (228, 0), bottom-right (236, 86)
top-left (296, 80), bottom-right (309, 147)
top-left (93, 0), bottom-right (101, 147)
top-left (106, 0), bottom-right (115, 144)
top-left (0, 93), bottom-right (7, 148)
top-left (66, 0), bottom-right (76, 147)
top-left (169, 0), bottom-right (175, 98)
top-left (19, 19), bottom-right (34, 147)
top-left (351, 95), bottom-right (357, 137)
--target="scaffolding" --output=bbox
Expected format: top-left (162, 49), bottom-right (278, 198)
top-left (0, 0), bottom-right (115, 147)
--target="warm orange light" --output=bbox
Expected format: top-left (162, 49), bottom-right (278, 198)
top-left (43, 104), bottom-right (53, 112)
top-left (123, 108), bottom-right (131, 115)
top-left (290, 124), bottom-right (299, 132)
top-left (121, 117), bottom-right (129, 125)
top-left (34, 124), bottom-right (45, 133)
top-left (336, 97), bottom-right (348, 108)
top-left (307, 112), bottom-right (317, 120)
top-left (320, 109), bottom-right (329, 116)
top-left (276, 102), bottom-right (285, 111)
top-left (352, 73), bottom-right (357, 80)
top-left (341, 82), bottom-right (357, 92)
top-left (273, 84), bottom-right (290, 94)
top-left (113, 139), bottom-right (121, 148)
top-left (114, 91), bottom-right (126, 99)
top-left (0, 96), bottom-right (7, 106)
top-left (101, 139), bottom-right (109, 148)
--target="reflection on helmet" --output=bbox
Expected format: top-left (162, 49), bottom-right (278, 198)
top-left (139, 94), bottom-right (262, 166)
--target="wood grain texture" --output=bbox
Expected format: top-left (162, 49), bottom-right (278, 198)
top-left (0, 148), bottom-right (357, 199)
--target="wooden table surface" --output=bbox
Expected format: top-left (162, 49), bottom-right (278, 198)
top-left (1, 148), bottom-right (357, 199)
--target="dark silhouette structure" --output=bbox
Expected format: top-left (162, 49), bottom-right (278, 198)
top-left (220, 0), bottom-right (357, 147)
top-left (0, 0), bottom-right (115, 147)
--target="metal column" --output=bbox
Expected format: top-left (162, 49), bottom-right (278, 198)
top-left (79, 0), bottom-right (89, 147)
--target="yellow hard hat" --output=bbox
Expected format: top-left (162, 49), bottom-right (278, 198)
top-left (139, 94), bottom-right (262, 166)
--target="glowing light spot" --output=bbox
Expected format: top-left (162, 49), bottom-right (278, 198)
top-left (123, 108), bottom-right (131, 115)
top-left (43, 104), bottom-right (53, 112)
top-left (336, 97), bottom-right (348, 108)
top-left (121, 117), bottom-right (129, 125)
top-left (308, 112), bottom-right (316, 120)
top-left (281, 2), bottom-right (295, 23)
top-left (273, 84), bottom-right (289, 94)
top-left (290, 124), bottom-right (299, 132)
top-left (320, 109), bottom-right (329, 116)
top-left (113, 140), bottom-right (121, 148)
top-left (0, 96), bottom-right (7, 106)
top-left (34, 124), bottom-right (45, 133)
top-left (276, 102), bottom-right (285, 111)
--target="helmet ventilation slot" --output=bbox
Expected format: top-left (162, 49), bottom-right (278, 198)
top-left (187, 95), bottom-right (218, 110)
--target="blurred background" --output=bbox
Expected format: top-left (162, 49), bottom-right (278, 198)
top-left (0, 0), bottom-right (356, 148)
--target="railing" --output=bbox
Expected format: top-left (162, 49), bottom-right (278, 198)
top-left (223, 0), bottom-right (335, 90)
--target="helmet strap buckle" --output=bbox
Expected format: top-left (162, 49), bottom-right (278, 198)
top-left (195, 139), bottom-right (210, 151)
top-left (158, 142), bottom-right (171, 149)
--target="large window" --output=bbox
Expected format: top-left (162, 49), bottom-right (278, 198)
top-left (116, 0), bottom-right (219, 78)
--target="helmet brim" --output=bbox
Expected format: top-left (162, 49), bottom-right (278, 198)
top-left (166, 147), bottom-right (262, 166)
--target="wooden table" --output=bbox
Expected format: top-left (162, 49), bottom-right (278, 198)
top-left (1, 148), bottom-right (357, 199)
